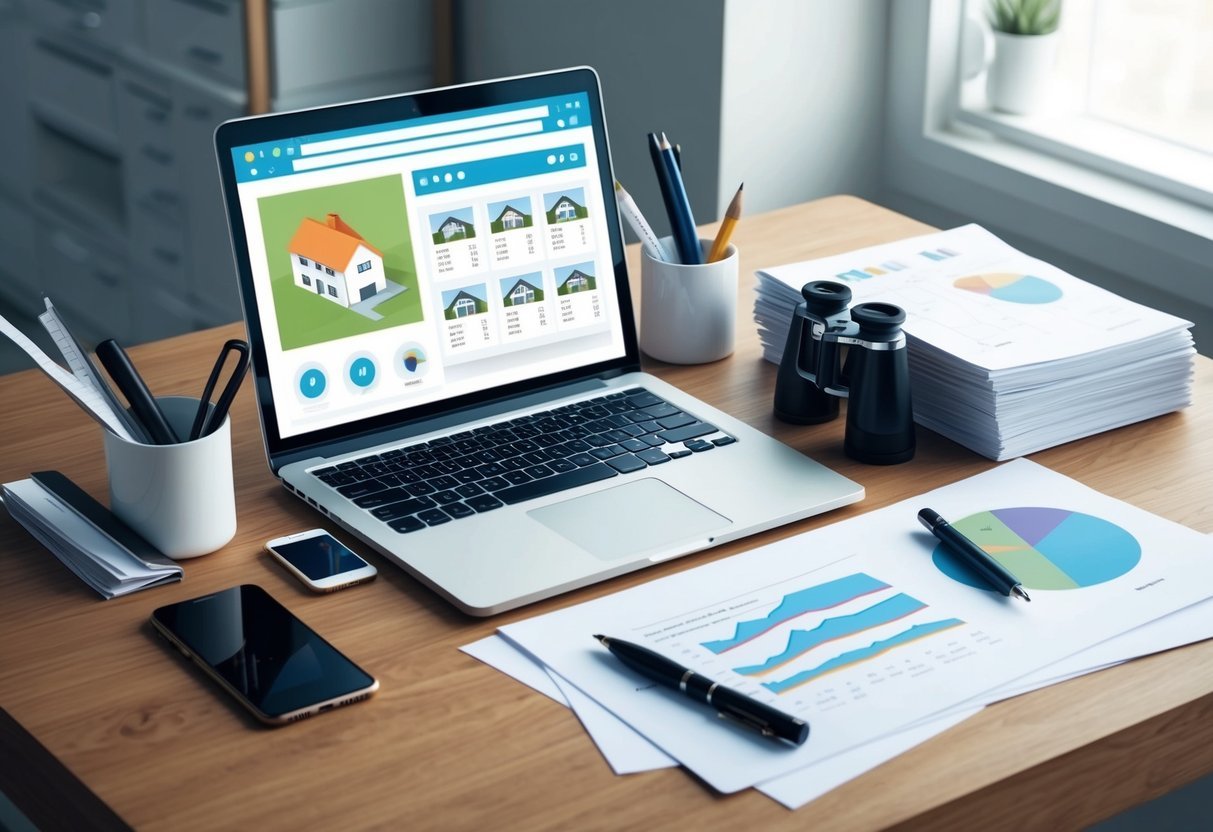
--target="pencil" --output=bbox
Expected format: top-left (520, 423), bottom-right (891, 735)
top-left (707, 182), bottom-right (743, 263)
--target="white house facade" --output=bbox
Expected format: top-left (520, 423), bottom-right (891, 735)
top-left (288, 214), bottom-right (387, 309)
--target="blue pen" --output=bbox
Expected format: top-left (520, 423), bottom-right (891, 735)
top-left (648, 132), bottom-right (701, 264)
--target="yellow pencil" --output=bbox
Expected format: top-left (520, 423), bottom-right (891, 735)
top-left (707, 183), bottom-right (743, 263)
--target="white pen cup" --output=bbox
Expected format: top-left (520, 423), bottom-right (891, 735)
top-left (640, 236), bottom-right (738, 365)
top-left (102, 396), bottom-right (236, 559)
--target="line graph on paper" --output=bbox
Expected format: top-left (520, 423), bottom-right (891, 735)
top-left (634, 569), bottom-right (1001, 717)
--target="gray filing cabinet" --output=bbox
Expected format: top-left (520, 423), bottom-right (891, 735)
top-left (0, 0), bottom-right (436, 346)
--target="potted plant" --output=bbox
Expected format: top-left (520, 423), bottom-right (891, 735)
top-left (986, 0), bottom-right (1062, 114)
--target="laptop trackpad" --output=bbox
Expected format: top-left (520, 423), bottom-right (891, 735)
top-left (529, 478), bottom-right (731, 561)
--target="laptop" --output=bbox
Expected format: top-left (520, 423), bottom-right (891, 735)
top-left (214, 67), bottom-right (863, 615)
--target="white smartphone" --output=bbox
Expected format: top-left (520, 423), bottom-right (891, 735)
top-left (265, 529), bottom-right (378, 593)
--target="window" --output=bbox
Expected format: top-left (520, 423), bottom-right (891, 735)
top-left (325, 267), bottom-right (335, 276)
top-left (298, 256), bottom-right (308, 266)
top-left (357, 260), bottom-right (372, 273)
top-left (955, 0), bottom-right (1213, 205)
top-left (314, 261), bottom-right (323, 270)
top-left (301, 274), bottom-right (311, 286)
top-left (455, 297), bottom-right (475, 317)
top-left (327, 285), bottom-right (338, 298)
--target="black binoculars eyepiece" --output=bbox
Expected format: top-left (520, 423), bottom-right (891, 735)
top-left (773, 281), bottom-right (915, 465)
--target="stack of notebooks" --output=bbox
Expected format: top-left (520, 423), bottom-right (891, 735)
top-left (2, 475), bottom-right (181, 599)
top-left (754, 224), bottom-right (1195, 459)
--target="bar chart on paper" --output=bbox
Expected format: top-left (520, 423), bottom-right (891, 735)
top-left (638, 569), bottom-right (998, 716)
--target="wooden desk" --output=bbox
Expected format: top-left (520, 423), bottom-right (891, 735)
top-left (3, 196), bottom-right (1211, 830)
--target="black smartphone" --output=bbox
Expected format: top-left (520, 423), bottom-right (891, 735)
top-left (151, 584), bottom-right (378, 725)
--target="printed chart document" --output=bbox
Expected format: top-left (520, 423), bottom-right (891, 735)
top-left (498, 460), bottom-right (1213, 794)
top-left (754, 225), bottom-right (1194, 459)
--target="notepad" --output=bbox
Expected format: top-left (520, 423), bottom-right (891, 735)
top-left (2, 478), bottom-right (181, 599)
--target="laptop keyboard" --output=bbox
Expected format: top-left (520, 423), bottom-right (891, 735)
top-left (308, 387), bottom-right (735, 533)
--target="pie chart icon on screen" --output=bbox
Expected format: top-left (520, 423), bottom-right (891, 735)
top-left (396, 343), bottom-right (430, 379)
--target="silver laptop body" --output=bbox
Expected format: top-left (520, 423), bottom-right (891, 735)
top-left (216, 68), bottom-right (862, 615)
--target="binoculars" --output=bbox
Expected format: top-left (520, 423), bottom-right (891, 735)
top-left (773, 280), bottom-right (915, 464)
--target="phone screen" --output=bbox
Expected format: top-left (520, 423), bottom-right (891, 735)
top-left (152, 585), bottom-right (375, 720)
top-left (272, 534), bottom-right (367, 580)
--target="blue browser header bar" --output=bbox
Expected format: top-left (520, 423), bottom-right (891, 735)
top-left (412, 145), bottom-right (586, 194)
top-left (232, 93), bottom-right (591, 183)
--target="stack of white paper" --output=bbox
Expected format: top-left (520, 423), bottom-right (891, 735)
top-left (2, 479), bottom-right (181, 599)
top-left (754, 225), bottom-right (1194, 460)
top-left (465, 461), bottom-right (1213, 808)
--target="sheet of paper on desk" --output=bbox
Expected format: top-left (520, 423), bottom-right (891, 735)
top-left (466, 633), bottom-right (978, 803)
top-left (470, 529), bottom-right (1213, 808)
top-left (498, 460), bottom-right (1213, 794)
top-left (473, 586), bottom-right (1213, 809)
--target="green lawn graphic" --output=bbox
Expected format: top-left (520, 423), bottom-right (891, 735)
top-left (258, 175), bottom-right (423, 350)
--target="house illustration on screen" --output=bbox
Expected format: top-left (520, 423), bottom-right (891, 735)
top-left (545, 194), bottom-right (587, 224)
top-left (433, 215), bottom-right (476, 243)
top-left (443, 289), bottom-right (488, 320)
top-left (502, 277), bottom-right (543, 307)
top-left (490, 204), bottom-right (532, 234)
top-left (287, 213), bottom-right (386, 308)
top-left (557, 269), bottom-right (596, 295)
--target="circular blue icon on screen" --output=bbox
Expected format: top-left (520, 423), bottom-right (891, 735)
top-left (349, 357), bottom-right (376, 388)
top-left (299, 368), bottom-right (326, 399)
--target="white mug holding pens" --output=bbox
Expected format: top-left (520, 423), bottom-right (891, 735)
top-left (617, 138), bottom-right (744, 365)
top-left (102, 339), bottom-right (250, 559)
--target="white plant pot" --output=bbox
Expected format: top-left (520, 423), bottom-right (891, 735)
top-left (987, 30), bottom-right (1059, 115)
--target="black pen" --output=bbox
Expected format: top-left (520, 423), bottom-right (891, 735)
top-left (593, 635), bottom-right (808, 746)
top-left (918, 508), bottom-right (1031, 601)
top-left (95, 339), bottom-right (180, 445)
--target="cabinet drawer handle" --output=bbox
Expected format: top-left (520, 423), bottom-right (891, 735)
top-left (187, 45), bottom-right (223, 66)
top-left (94, 270), bottom-right (121, 289)
top-left (51, 231), bottom-right (90, 263)
top-left (141, 145), bottom-right (174, 165)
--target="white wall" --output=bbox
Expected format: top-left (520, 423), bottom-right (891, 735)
top-left (718, 0), bottom-right (890, 215)
top-left (454, 0), bottom-right (890, 235)
top-left (456, 0), bottom-right (726, 239)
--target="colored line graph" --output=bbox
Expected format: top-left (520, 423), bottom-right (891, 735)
top-left (732, 593), bottom-right (928, 676)
top-left (701, 573), bottom-right (890, 655)
top-left (761, 619), bottom-right (965, 695)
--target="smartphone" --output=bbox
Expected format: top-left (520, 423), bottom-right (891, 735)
top-left (265, 529), bottom-right (377, 592)
top-left (151, 584), bottom-right (379, 725)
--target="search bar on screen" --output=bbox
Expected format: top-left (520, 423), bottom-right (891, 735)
top-left (292, 120), bottom-right (545, 172)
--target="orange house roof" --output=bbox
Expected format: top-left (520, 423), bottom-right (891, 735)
top-left (288, 213), bottom-right (384, 271)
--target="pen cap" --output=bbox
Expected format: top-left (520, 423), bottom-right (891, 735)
top-left (639, 236), bottom-right (738, 365)
top-left (103, 396), bottom-right (237, 559)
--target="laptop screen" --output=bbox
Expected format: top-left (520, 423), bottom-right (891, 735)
top-left (218, 71), bottom-right (633, 456)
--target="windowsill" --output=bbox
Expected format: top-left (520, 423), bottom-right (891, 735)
top-left (920, 117), bottom-right (1213, 246)
top-left (954, 101), bottom-right (1213, 211)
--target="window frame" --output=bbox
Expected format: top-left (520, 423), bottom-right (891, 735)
top-left (883, 0), bottom-right (1212, 326)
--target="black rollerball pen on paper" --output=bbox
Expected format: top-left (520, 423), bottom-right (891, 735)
top-left (918, 508), bottom-right (1031, 601)
top-left (593, 635), bottom-right (809, 746)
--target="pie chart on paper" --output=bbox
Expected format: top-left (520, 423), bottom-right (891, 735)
top-left (932, 507), bottom-right (1141, 591)
top-left (953, 272), bottom-right (1063, 304)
